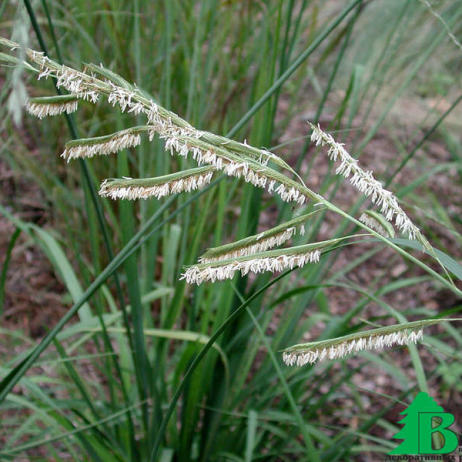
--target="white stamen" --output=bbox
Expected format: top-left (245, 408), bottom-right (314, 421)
top-left (77, 91), bottom-right (99, 103)
top-left (282, 329), bottom-right (423, 366)
top-left (62, 131), bottom-right (142, 161)
top-left (181, 251), bottom-right (321, 285)
top-left (310, 123), bottom-right (420, 240)
top-left (199, 227), bottom-right (299, 263)
top-left (99, 171), bottom-right (214, 200)
top-left (26, 100), bottom-right (78, 119)
top-left (160, 134), bottom-right (307, 205)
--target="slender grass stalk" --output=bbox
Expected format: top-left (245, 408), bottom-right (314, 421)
top-left (233, 285), bottom-right (321, 461)
top-left (2, 2), bottom-right (462, 459)
top-left (21, 4), bottom-right (139, 454)
top-left (227, 0), bottom-right (363, 138)
top-left (385, 93), bottom-right (462, 187)
top-left (149, 270), bottom-right (295, 462)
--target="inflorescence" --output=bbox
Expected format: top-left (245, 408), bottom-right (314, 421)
top-left (99, 168), bottom-right (214, 200)
top-left (2, 37), bottom-right (442, 369)
top-left (310, 123), bottom-right (420, 240)
top-left (26, 96), bottom-right (79, 118)
top-left (181, 251), bottom-right (321, 285)
top-left (283, 328), bottom-right (423, 366)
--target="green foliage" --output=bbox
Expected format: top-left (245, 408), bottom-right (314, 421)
top-left (0, 1), bottom-right (461, 461)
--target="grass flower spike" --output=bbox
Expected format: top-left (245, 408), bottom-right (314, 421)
top-left (199, 211), bottom-right (318, 263)
top-left (61, 126), bottom-right (151, 161)
top-left (359, 210), bottom-right (395, 238)
top-left (181, 242), bottom-right (328, 285)
top-left (310, 123), bottom-right (420, 240)
top-left (181, 250), bottom-right (321, 284)
top-left (283, 329), bottom-right (423, 366)
top-left (160, 134), bottom-right (309, 205)
top-left (26, 95), bottom-right (79, 118)
top-left (281, 319), bottom-right (446, 366)
top-left (200, 228), bottom-right (298, 263)
top-left (99, 167), bottom-right (214, 200)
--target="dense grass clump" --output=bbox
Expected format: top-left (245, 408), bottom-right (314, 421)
top-left (0, 1), bottom-right (462, 460)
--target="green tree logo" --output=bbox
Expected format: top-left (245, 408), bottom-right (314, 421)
top-left (389, 392), bottom-right (458, 455)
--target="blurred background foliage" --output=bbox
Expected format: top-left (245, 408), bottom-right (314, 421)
top-left (0, 0), bottom-right (461, 460)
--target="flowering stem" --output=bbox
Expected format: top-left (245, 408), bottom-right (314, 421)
top-left (149, 270), bottom-right (297, 462)
top-left (315, 196), bottom-right (462, 296)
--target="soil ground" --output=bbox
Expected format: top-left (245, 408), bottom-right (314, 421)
top-left (1, 89), bottom-right (462, 458)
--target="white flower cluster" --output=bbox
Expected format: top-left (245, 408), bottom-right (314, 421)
top-left (32, 51), bottom-right (54, 80)
top-left (32, 53), bottom-right (99, 103)
top-left (26, 51), bottom-right (307, 206)
top-left (310, 123), bottom-right (420, 240)
top-left (55, 67), bottom-right (99, 102)
top-left (99, 170), bottom-right (214, 200)
top-left (26, 100), bottom-right (78, 119)
top-left (359, 213), bottom-right (389, 237)
top-left (162, 135), bottom-right (307, 205)
top-left (107, 83), bottom-right (146, 115)
top-left (62, 131), bottom-right (142, 161)
top-left (181, 251), bottom-right (320, 284)
top-left (283, 328), bottom-right (423, 366)
top-left (104, 87), bottom-right (307, 206)
top-left (76, 90), bottom-right (99, 104)
top-left (268, 180), bottom-right (307, 205)
top-left (200, 227), bottom-right (299, 263)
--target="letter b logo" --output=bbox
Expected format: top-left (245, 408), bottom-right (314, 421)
top-left (418, 412), bottom-right (458, 454)
top-left (389, 392), bottom-right (459, 455)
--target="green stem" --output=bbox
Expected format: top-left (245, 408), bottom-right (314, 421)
top-left (23, 2), bottom-right (137, 455)
top-left (385, 93), bottom-right (462, 187)
top-left (316, 197), bottom-right (461, 296)
top-left (233, 284), bottom-right (320, 462)
top-left (226, 0), bottom-right (362, 138)
top-left (148, 270), bottom-right (295, 462)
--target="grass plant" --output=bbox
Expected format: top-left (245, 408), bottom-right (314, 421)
top-left (0, 1), bottom-right (461, 460)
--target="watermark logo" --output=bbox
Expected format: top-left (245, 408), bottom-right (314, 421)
top-left (388, 392), bottom-right (458, 456)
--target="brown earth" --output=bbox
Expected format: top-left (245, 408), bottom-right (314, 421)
top-left (1, 88), bottom-right (462, 459)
